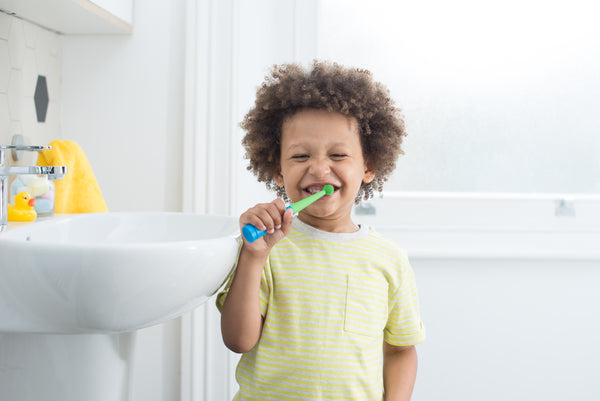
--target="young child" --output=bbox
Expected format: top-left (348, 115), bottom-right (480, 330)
top-left (217, 61), bottom-right (425, 401)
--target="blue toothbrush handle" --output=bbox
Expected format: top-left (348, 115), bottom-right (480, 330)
top-left (242, 206), bottom-right (292, 243)
top-left (242, 224), bottom-right (267, 243)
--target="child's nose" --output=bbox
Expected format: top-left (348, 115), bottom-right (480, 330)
top-left (308, 158), bottom-right (331, 177)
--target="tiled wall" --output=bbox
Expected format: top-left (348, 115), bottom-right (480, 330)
top-left (0, 11), bottom-right (61, 166)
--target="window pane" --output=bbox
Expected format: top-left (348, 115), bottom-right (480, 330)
top-left (318, 0), bottom-right (600, 193)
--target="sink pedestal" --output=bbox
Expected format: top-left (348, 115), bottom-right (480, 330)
top-left (0, 333), bottom-right (135, 401)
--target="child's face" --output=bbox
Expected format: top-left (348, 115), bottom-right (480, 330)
top-left (274, 109), bottom-right (375, 232)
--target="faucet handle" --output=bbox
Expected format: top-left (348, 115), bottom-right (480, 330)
top-left (0, 135), bottom-right (51, 164)
top-left (0, 145), bottom-right (51, 151)
top-left (0, 145), bottom-right (51, 150)
top-left (0, 145), bottom-right (51, 165)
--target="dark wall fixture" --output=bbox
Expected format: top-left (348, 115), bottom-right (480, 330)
top-left (34, 75), bottom-right (49, 123)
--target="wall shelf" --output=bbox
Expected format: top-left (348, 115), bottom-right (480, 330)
top-left (0, 0), bottom-right (132, 34)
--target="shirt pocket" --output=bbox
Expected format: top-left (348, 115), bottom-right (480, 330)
top-left (344, 273), bottom-right (388, 338)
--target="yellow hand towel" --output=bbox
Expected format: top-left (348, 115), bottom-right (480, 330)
top-left (36, 140), bottom-right (108, 213)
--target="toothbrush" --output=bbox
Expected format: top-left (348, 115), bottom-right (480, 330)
top-left (242, 184), bottom-right (334, 243)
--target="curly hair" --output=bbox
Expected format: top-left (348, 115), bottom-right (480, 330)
top-left (241, 60), bottom-right (406, 203)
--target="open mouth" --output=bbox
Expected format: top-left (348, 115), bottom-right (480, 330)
top-left (304, 184), bottom-right (339, 195)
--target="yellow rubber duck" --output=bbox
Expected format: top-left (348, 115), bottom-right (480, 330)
top-left (8, 192), bottom-right (37, 222)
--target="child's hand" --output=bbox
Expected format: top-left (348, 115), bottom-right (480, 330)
top-left (240, 199), bottom-right (293, 252)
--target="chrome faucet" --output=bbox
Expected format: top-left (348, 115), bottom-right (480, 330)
top-left (0, 144), bottom-right (68, 232)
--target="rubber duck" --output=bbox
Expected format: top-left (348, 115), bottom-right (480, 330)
top-left (8, 192), bottom-right (37, 222)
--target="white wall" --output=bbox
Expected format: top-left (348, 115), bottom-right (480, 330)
top-left (412, 257), bottom-right (600, 401)
top-left (0, 11), bottom-right (62, 160)
top-left (61, 0), bottom-right (185, 213)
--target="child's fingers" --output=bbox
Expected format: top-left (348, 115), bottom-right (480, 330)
top-left (257, 202), bottom-right (284, 233)
top-left (241, 212), bottom-right (267, 233)
top-left (262, 206), bottom-right (293, 247)
top-left (269, 198), bottom-right (287, 229)
top-left (241, 199), bottom-right (287, 234)
top-left (280, 208), bottom-right (294, 236)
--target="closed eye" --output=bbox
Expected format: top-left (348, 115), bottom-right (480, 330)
top-left (291, 154), bottom-right (309, 160)
top-left (330, 153), bottom-right (347, 159)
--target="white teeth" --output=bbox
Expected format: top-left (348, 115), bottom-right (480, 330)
top-left (306, 186), bottom-right (323, 194)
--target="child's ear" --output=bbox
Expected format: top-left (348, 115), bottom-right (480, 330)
top-left (363, 162), bottom-right (375, 184)
top-left (274, 166), bottom-right (284, 187)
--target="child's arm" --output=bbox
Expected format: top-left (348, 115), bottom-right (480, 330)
top-left (383, 342), bottom-right (418, 401)
top-left (220, 199), bottom-right (293, 353)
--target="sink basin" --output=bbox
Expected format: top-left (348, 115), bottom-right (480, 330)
top-left (0, 212), bottom-right (239, 333)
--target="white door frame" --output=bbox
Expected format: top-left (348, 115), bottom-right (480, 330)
top-left (181, 0), bottom-right (239, 400)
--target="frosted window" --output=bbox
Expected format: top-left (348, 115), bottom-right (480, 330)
top-left (317, 0), bottom-right (600, 193)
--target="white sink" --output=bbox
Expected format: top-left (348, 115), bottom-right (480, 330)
top-left (0, 212), bottom-right (239, 333)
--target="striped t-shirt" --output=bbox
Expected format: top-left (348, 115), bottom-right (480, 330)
top-left (217, 218), bottom-right (425, 401)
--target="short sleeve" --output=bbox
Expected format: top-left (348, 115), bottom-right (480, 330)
top-left (384, 260), bottom-right (426, 346)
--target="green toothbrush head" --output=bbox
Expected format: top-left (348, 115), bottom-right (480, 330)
top-left (323, 184), bottom-right (334, 195)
